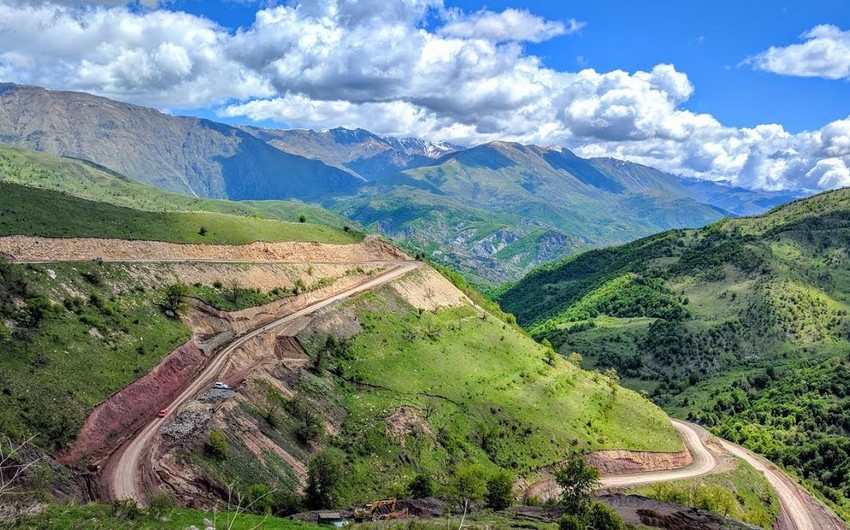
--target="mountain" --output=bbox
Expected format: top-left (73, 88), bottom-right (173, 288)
top-left (0, 83), bottom-right (363, 200)
top-left (238, 125), bottom-right (458, 180)
top-left (333, 141), bottom-right (729, 285)
top-left (497, 188), bottom-right (850, 520)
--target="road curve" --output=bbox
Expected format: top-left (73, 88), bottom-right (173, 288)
top-left (597, 420), bottom-right (842, 530)
top-left (600, 420), bottom-right (716, 488)
top-left (106, 260), bottom-right (420, 503)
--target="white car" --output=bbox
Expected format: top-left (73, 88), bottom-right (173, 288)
top-left (213, 381), bottom-right (229, 390)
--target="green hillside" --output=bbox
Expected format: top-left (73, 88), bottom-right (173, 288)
top-left (0, 181), bottom-right (360, 245)
top-left (0, 143), bottom-right (353, 228)
top-left (182, 270), bottom-right (681, 511)
top-left (497, 188), bottom-right (850, 520)
top-left (334, 141), bottom-right (725, 287)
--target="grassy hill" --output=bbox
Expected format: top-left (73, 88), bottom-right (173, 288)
top-left (0, 181), bottom-right (360, 245)
top-left (497, 188), bottom-right (850, 520)
top-left (0, 143), bottom-right (354, 229)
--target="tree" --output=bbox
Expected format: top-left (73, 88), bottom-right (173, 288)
top-left (299, 215), bottom-right (307, 223)
top-left (288, 396), bottom-right (324, 444)
top-left (567, 352), bottom-right (583, 366)
top-left (554, 455), bottom-right (599, 516)
top-left (162, 283), bottom-right (188, 318)
top-left (304, 449), bottom-right (343, 509)
top-left (225, 278), bottom-right (241, 305)
top-left (587, 501), bottom-right (625, 530)
top-left (206, 430), bottom-right (228, 460)
top-left (485, 471), bottom-right (514, 511)
top-left (407, 473), bottom-right (435, 499)
top-left (198, 225), bottom-right (208, 236)
top-left (450, 464), bottom-right (487, 518)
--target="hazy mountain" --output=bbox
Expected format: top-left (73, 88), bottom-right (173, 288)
top-left (498, 188), bottom-right (850, 517)
top-left (0, 83), bottom-right (363, 200)
top-left (239, 125), bottom-right (459, 180)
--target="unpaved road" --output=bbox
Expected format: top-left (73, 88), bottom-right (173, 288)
top-left (600, 420), bottom-right (715, 488)
top-left (597, 420), bottom-right (844, 530)
top-left (105, 260), bottom-right (420, 503)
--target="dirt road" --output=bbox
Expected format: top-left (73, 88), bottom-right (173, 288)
top-left (596, 420), bottom-right (844, 530)
top-left (599, 420), bottom-right (716, 488)
top-left (105, 260), bottom-right (420, 503)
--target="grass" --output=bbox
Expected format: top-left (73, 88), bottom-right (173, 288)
top-left (0, 181), bottom-right (361, 245)
top-left (628, 457), bottom-right (780, 529)
top-left (0, 143), bottom-right (352, 228)
top-left (0, 261), bottom-right (191, 450)
top-left (15, 503), bottom-right (323, 530)
top-left (302, 285), bottom-right (681, 504)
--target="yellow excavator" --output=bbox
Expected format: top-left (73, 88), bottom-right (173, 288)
top-left (353, 499), bottom-right (409, 522)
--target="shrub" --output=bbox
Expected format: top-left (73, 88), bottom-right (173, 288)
top-left (148, 491), bottom-right (176, 518)
top-left (558, 514), bottom-right (583, 530)
top-left (206, 430), bottom-right (228, 460)
top-left (587, 501), bottom-right (625, 530)
top-left (407, 473), bottom-right (435, 499)
top-left (554, 455), bottom-right (599, 516)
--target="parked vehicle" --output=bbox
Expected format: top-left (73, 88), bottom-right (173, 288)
top-left (213, 381), bottom-right (229, 390)
top-left (157, 409), bottom-right (168, 418)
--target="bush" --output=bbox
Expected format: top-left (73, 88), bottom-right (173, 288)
top-left (246, 483), bottom-right (275, 515)
top-left (407, 473), bottom-right (435, 499)
top-left (450, 464), bottom-right (487, 511)
top-left (485, 471), bottom-right (514, 511)
top-left (588, 501), bottom-right (625, 530)
top-left (148, 491), bottom-right (176, 518)
top-left (558, 514), bottom-right (583, 530)
top-left (111, 499), bottom-right (142, 521)
top-left (206, 430), bottom-right (228, 460)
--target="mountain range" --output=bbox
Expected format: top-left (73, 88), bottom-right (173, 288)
top-left (0, 82), bottom-right (805, 285)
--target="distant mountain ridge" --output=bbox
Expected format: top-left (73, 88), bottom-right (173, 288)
top-left (0, 83), bottom-right (363, 200)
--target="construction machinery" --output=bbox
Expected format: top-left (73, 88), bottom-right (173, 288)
top-left (353, 499), bottom-right (409, 522)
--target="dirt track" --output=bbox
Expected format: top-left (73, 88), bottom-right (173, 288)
top-left (104, 260), bottom-right (420, 503)
top-left (0, 234), bottom-right (408, 263)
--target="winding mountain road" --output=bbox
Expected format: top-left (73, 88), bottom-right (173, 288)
top-left (104, 260), bottom-right (420, 503)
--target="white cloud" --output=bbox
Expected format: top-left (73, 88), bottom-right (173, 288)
top-left (439, 8), bottom-right (582, 43)
top-left (0, 0), bottom-right (848, 192)
top-left (748, 24), bottom-right (850, 79)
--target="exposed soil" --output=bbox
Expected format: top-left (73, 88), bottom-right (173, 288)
top-left (0, 234), bottom-right (408, 263)
top-left (388, 267), bottom-right (469, 310)
top-left (57, 341), bottom-right (208, 469)
top-left (385, 406), bottom-right (434, 447)
top-left (586, 448), bottom-right (692, 476)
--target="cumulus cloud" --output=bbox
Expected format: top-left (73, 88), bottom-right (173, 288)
top-left (0, 0), bottom-right (848, 191)
top-left (439, 8), bottom-right (583, 43)
top-left (748, 25), bottom-right (850, 79)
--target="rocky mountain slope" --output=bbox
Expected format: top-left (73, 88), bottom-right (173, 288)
top-left (0, 83), bottom-right (363, 200)
top-left (497, 188), bottom-right (850, 521)
top-left (239, 126), bottom-right (458, 180)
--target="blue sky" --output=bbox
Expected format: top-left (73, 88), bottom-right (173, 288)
top-left (1, 0), bottom-right (849, 190)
